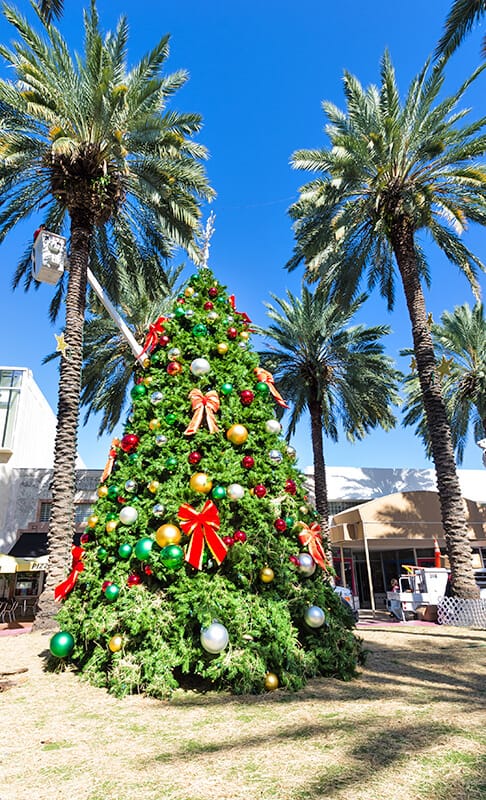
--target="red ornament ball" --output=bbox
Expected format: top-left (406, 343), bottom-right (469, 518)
top-left (222, 535), bottom-right (235, 547)
top-left (274, 518), bottom-right (287, 532)
top-left (80, 533), bottom-right (90, 544)
top-left (233, 530), bottom-right (247, 543)
top-left (159, 334), bottom-right (170, 347)
top-left (101, 580), bottom-right (112, 592)
top-left (120, 433), bottom-right (139, 453)
top-left (227, 327), bottom-right (238, 339)
top-left (188, 451), bottom-right (202, 465)
top-left (203, 301), bottom-right (214, 310)
top-left (289, 555), bottom-right (300, 566)
top-left (117, 496), bottom-right (127, 505)
top-left (241, 455), bottom-right (255, 469)
top-left (127, 573), bottom-right (142, 587)
top-left (254, 484), bottom-right (267, 498)
top-left (208, 286), bottom-right (218, 298)
top-left (240, 390), bottom-right (255, 406)
top-left (144, 565), bottom-right (153, 575)
top-left (167, 361), bottom-right (182, 376)
top-left (285, 479), bottom-right (297, 495)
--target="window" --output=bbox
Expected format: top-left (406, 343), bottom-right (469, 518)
top-left (328, 500), bottom-right (365, 516)
top-left (75, 503), bottom-right (93, 526)
top-left (0, 369), bottom-right (22, 450)
top-left (39, 502), bottom-right (51, 523)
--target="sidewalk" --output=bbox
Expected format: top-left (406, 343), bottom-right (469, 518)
top-left (0, 621), bottom-right (33, 636)
top-left (356, 609), bottom-right (437, 628)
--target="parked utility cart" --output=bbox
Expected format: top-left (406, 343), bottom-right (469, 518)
top-left (386, 567), bottom-right (450, 621)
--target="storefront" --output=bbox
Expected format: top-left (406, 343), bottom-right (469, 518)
top-left (0, 553), bottom-right (48, 617)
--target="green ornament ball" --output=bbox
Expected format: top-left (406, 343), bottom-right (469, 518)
top-left (118, 543), bottom-right (133, 560)
top-left (128, 453), bottom-right (139, 463)
top-left (107, 485), bottom-right (120, 500)
top-left (130, 384), bottom-right (147, 400)
top-left (216, 295), bottom-right (227, 305)
top-left (255, 381), bottom-right (270, 395)
top-left (285, 517), bottom-right (295, 529)
top-left (165, 413), bottom-right (177, 425)
top-left (97, 547), bottom-right (108, 561)
top-left (104, 583), bottom-right (120, 602)
top-left (212, 485), bottom-right (227, 500)
top-left (105, 512), bottom-right (118, 522)
top-left (165, 456), bottom-right (178, 470)
top-left (221, 382), bottom-right (233, 395)
top-left (49, 631), bottom-right (75, 658)
top-left (192, 323), bottom-right (208, 337)
top-left (174, 306), bottom-right (186, 318)
top-left (134, 537), bottom-right (154, 560)
top-left (160, 544), bottom-right (184, 569)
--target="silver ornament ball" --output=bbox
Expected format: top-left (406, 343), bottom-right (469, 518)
top-left (304, 605), bottom-right (326, 628)
top-left (152, 503), bottom-right (165, 517)
top-left (190, 358), bottom-right (211, 376)
top-left (265, 419), bottom-right (282, 435)
top-left (268, 449), bottom-right (283, 465)
top-left (150, 391), bottom-right (164, 405)
top-left (200, 622), bottom-right (229, 654)
top-left (119, 505), bottom-right (138, 525)
top-left (286, 445), bottom-right (297, 460)
top-left (227, 483), bottom-right (245, 501)
top-left (298, 553), bottom-right (316, 577)
top-left (155, 434), bottom-right (168, 447)
top-left (168, 347), bottom-right (181, 360)
top-left (124, 479), bottom-right (137, 493)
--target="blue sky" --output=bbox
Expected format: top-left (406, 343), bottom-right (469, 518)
top-left (0, 0), bottom-right (484, 471)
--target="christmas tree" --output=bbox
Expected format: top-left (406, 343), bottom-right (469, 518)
top-left (52, 267), bottom-right (363, 697)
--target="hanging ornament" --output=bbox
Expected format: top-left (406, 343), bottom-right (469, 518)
top-left (86, 515), bottom-right (98, 529)
top-left (304, 606), bottom-right (326, 628)
top-left (286, 446), bottom-right (297, 460)
top-left (285, 516), bottom-right (295, 529)
top-left (165, 456), bottom-right (178, 470)
top-left (260, 566), bottom-right (275, 583)
top-left (107, 484), bottom-right (120, 500)
top-left (217, 343), bottom-right (229, 355)
top-left (254, 368), bottom-right (289, 408)
top-left (233, 530), bottom-right (247, 543)
top-left (264, 672), bottom-right (279, 691)
top-left (124, 479), bottom-right (137, 493)
top-left (167, 361), bottom-right (182, 376)
top-left (274, 518), bottom-right (287, 532)
top-left (108, 635), bottom-right (123, 652)
top-left (128, 453), bottom-right (139, 463)
top-left (184, 390), bottom-right (220, 435)
top-left (241, 455), bottom-right (255, 469)
top-left (227, 327), bottom-right (238, 339)
top-left (253, 484), bottom-right (267, 498)
top-left (285, 479), bottom-right (297, 495)
top-left (299, 505), bottom-right (310, 516)
top-left (240, 331), bottom-right (250, 341)
top-left (200, 622), bottom-right (229, 654)
top-left (184, 286), bottom-right (195, 297)
top-left (147, 480), bottom-right (160, 494)
top-left (208, 286), bottom-right (219, 298)
top-left (152, 503), bottom-right (165, 517)
top-left (104, 584), bottom-right (120, 602)
top-left (154, 524), bottom-right (181, 548)
top-left (190, 358), bottom-right (211, 376)
top-left (97, 547), bottom-right (108, 561)
top-left (134, 537), bottom-right (154, 560)
top-left (130, 384), bottom-right (146, 401)
top-left (221, 382), bottom-right (233, 394)
top-left (118, 543), bottom-right (133, 560)
top-left (119, 506), bottom-right (138, 525)
top-left (105, 520), bottom-right (118, 533)
top-left (101, 580), bottom-right (112, 592)
top-left (155, 434), bottom-right (168, 447)
top-left (97, 485), bottom-right (108, 498)
top-left (269, 449), bottom-right (283, 465)
top-left (192, 323), bottom-right (208, 337)
top-left (289, 554), bottom-right (300, 566)
top-left (165, 413), bottom-right (177, 425)
top-left (174, 306), bottom-right (186, 318)
top-left (167, 347), bottom-right (182, 360)
top-left (106, 512), bottom-right (118, 521)
top-left (255, 381), bottom-right (269, 395)
top-left (222, 535), bottom-right (235, 546)
top-left (149, 418), bottom-right (160, 431)
top-left (212, 485), bottom-right (227, 500)
top-left (227, 483), bottom-right (245, 501)
top-left (160, 544), bottom-right (184, 569)
top-left (80, 533), bottom-right (90, 545)
top-left (207, 311), bottom-right (219, 323)
top-left (143, 376), bottom-right (154, 389)
top-left (49, 631), bottom-right (75, 659)
top-left (240, 390), bottom-right (255, 406)
top-left (127, 573), bottom-right (142, 587)
top-left (185, 309), bottom-right (195, 319)
top-left (120, 433), bottom-right (139, 453)
top-left (188, 451), bottom-right (202, 465)
top-left (150, 391), bottom-right (164, 405)
top-left (189, 472), bottom-right (213, 494)
top-left (144, 565), bottom-right (153, 575)
top-left (226, 424), bottom-right (248, 445)
top-left (298, 553), bottom-right (316, 577)
top-left (159, 334), bottom-right (170, 347)
top-left (265, 419), bottom-right (281, 435)
top-left (204, 301), bottom-right (214, 310)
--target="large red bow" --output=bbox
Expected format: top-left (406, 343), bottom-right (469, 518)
top-left (140, 316), bottom-right (167, 356)
top-left (297, 522), bottom-right (329, 571)
top-left (178, 500), bottom-right (227, 570)
top-left (184, 389), bottom-right (220, 436)
top-left (54, 546), bottom-right (85, 601)
top-left (254, 367), bottom-right (288, 408)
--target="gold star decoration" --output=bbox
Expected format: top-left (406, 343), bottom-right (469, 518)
top-left (55, 332), bottom-right (69, 357)
top-left (409, 357), bottom-right (417, 372)
top-left (437, 356), bottom-right (453, 378)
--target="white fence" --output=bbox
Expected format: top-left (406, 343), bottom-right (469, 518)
top-left (437, 597), bottom-right (486, 629)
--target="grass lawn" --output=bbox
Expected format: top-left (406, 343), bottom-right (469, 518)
top-left (0, 624), bottom-right (485, 800)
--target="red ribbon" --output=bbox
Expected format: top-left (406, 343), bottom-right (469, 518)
top-left (297, 522), bottom-right (329, 571)
top-left (54, 546), bottom-right (85, 601)
top-left (101, 438), bottom-right (119, 483)
top-left (140, 316), bottom-right (167, 356)
top-left (184, 389), bottom-right (220, 436)
top-left (229, 294), bottom-right (252, 325)
top-left (254, 367), bottom-right (289, 408)
top-left (178, 500), bottom-right (227, 570)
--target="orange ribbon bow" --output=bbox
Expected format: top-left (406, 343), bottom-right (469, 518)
top-left (140, 316), bottom-right (167, 356)
top-left (178, 500), bottom-right (228, 570)
top-left (297, 522), bottom-right (329, 571)
top-left (54, 546), bottom-right (85, 602)
top-left (184, 389), bottom-right (220, 436)
top-left (101, 438), bottom-right (120, 483)
top-left (254, 367), bottom-right (288, 408)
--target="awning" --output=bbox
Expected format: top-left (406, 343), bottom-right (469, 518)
top-left (0, 553), bottom-right (48, 573)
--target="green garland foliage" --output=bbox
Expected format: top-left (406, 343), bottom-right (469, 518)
top-left (55, 268), bottom-right (363, 696)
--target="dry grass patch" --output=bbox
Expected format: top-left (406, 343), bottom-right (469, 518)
top-left (0, 624), bottom-right (485, 800)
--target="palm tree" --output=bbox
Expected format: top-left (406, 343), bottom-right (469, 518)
top-left (258, 285), bottom-right (400, 540)
top-left (436, 0), bottom-right (486, 59)
top-left (403, 303), bottom-right (486, 464)
top-left (0, 2), bottom-right (213, 627)
top-left (288, 52), bottom-right (486, 598)
top-left (80, 264), bottom-right (183, 435)
top-left (37, 0), bottom-right (63, 23)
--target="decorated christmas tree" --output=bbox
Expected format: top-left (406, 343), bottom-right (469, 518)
top-left (52, 266), bottom-right (363, 697)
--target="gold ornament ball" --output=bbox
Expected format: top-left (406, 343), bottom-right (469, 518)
top-left (149, 418), bottom-right (160, 431)
top-left (105, 520), bottom-right (118, 533)
top-left (189, 472), bottom-right (213, 494)
top-left (148, 480), bottom-right (160, 494)
top-left (217, 342), bottom-right (229, 355)
top-left (142, 357), bottom-right (151, 368)
top-left (264, 672), bottom-right (279, 691)
top-left (184, 286), bottom-right (195, 297)
top-left (260, 566), bottom-right (275, 583)
top-left (108, 635), bottom-right (123, 653)
top-left (226, 424), bottom-right (249, 445)
top-left (143, 375), bottom-right (154, 387)
top-left (97, 485), bottom-right (108, 498)
top-left (155, 523), bottom-right (182, 548)
top-left (86, 515), bottom-right (99, 528)
top-left (240, 331), bottom-right (250, 341)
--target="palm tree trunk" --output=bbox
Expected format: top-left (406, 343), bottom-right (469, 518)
top-left (391, 217), bottom-right (478, 599)
top-left (309, 397), bottom-right (331, 542)
top-left (34, 214), bottom-right (93, 629)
